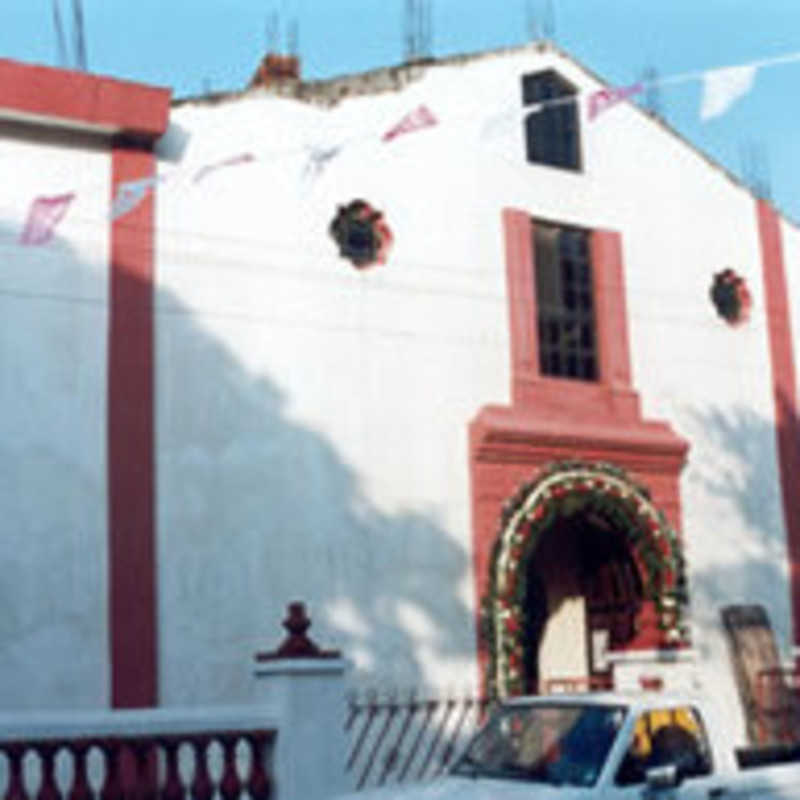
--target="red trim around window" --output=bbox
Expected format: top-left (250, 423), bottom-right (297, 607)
top-left (504, 209), bottom-right (539, 396)
top-left (592, 229), bottom-right (632, 389)
top-left (470, 209), bottom-right (689, 689)
top-left (756, 199), bottom-right (800, 650)
top-left (504, 210), bottom-right (641, 417)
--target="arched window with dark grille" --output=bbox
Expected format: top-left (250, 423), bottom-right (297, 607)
top-left (522, 69), bottom-right (581, 171)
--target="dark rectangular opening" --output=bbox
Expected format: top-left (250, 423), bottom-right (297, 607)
top-left (522, 70), bottom-right (581, 171)
top-left (533, 220), bottom-right (597, 380)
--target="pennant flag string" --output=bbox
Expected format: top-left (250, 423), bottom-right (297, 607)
top-left (656, 48), bottom-right (800, 87)
top-left (505, 47), bottom-right (800, 123)
top-left (12, 47), bottom-right (800, 246)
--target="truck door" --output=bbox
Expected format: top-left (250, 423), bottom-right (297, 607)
top-left (611, 706), bottom-right (727, 799)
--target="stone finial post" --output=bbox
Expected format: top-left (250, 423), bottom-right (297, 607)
top-left (253, 603), bottom-right (347, 800)
top-left (255, 602), bottom-right (341, 661)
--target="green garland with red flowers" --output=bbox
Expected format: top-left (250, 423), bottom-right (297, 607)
top-left (481, 460), bottom-right (688, 699)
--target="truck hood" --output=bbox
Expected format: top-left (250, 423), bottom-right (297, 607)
top-left (335, 776), bottom-right (588, 800)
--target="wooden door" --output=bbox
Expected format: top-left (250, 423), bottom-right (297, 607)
top-left (582, 527), bottom-right (641, 684)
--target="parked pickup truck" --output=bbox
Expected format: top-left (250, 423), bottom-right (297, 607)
top-left (343, 693), bottom-right (800, 799)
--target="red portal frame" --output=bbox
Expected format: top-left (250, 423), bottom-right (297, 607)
top-left (470, 209), bottom-right (689, 685)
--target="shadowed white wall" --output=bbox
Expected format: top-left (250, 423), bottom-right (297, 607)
top-left (0, 132), bottom-right (110, 709)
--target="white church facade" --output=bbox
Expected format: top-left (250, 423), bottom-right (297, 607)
top-left (2, 43), bottom-right (800, 746)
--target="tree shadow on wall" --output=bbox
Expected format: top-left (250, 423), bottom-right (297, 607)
top-left (0, 223), bottom-right (109, 709)
top-left (682, 402), bottom-right (793, 654)
top-left (1, 223), bottom-right (477, 709)
top-left (152, 272), bottom-right (475, 705)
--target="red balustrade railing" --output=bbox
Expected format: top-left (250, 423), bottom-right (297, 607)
top-left (0, 722), bottom-right (275, 800)
top-left (345, 691), bottom-right (489, 791)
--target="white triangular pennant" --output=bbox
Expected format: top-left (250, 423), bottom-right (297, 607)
top-left (110, 177), bottom-right (162, 220)
top-left (700, 64), bottom-right (757, 121)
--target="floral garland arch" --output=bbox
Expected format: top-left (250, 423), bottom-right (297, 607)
top-left (482, 460), bottom-right (688, 699)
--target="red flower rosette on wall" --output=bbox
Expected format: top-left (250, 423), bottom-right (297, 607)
top-left (329, 199), bottom-right (394, 270)
top-left (710, 268), bottom-right (752, 326)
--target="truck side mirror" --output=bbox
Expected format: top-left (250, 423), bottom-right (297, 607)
top-left (644, 764), bottom-right (680, 791)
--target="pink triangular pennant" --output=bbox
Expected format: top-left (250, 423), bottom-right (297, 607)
top-left (19, 193), bottom-right (76, 245)
top-left (588, 82), bottom-right (643, 121)
top-left (382, 105), bottom-right (438, 142)
top-left (192, 152), bottom-right (256, 183)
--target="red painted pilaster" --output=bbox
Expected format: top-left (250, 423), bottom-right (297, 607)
top-left (591, 230), bottom-right (631, 389)
top-left (503, 209), bottom-right (539, 404)
top-left (108, 145), bottom-right (158, 707)
top-left (756, 198), bottom-right (800, 648)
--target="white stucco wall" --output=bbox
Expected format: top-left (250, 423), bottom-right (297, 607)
top-left (155, 86), bottom-right (509, 702)
top-left (0, 131), bottom-right (111, 708)
top-left (591, 93), bottom-right (787, 746)
top-left (154, 44), bottom-right (795, 726)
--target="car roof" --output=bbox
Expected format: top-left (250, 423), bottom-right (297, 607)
top-left (502, 692), bottom-right (705, 714)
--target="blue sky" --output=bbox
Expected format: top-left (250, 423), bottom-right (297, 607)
top-left (3, 1), bottom-right (799, 220)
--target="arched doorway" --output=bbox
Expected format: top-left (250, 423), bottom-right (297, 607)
top-left (521, 512), bottom-right (643, 694)
top-left (482, 460), bottom-right (687, 699)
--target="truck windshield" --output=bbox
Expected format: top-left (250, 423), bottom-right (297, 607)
top-left (452, 702), bottom-right (626, 788)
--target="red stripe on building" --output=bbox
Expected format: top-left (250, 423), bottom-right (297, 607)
top-left (108, 145), bottom-right (159, 708)
top-left (0, 59), bottom-right (169, 137)
top-left (756, 198), bottom-right (800, 647)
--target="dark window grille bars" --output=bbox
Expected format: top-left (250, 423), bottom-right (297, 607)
top-left (534, 223), bottom-right (598, 381)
